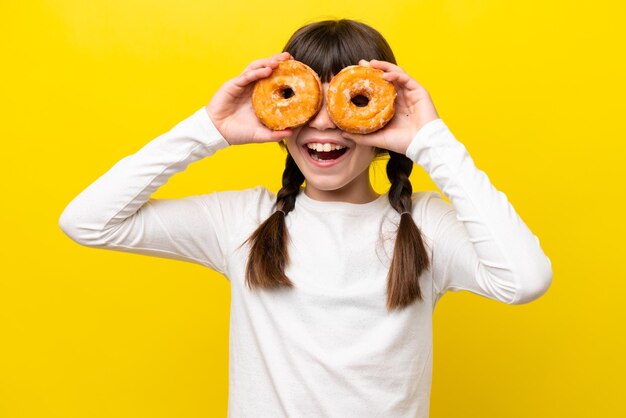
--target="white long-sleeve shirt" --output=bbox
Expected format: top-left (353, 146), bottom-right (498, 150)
top-left (58, 106), bottom-right (553, 418)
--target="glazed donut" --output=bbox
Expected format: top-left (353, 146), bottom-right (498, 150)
top-left (326, 65), bottom-right (397, 134)
top-left (252, 59), bottom-right (323, 130)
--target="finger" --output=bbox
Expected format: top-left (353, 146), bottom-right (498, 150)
top-left (340, 131), bottom-right (379, 148)
top-left (245, 58), bottom-right (278, 72)
top-left (230, 66), bottom-right (273, 91)
top-left (358, 59), bottom-right (371, 67)
top-left (270, 128), bottom-right (293, 141)
top-left (274, 51), bottom-right (293, 61)
top-left (382, 71), bottom-right (422, 91)
top-left (244, 52), bottom-right (292, 71)
top-left (368, 59), bottom-right (406, 74)
top-left (254, 126), bottom-right (293, 142)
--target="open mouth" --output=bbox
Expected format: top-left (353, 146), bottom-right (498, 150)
top-left (305, 146), bottom-right (349, 162)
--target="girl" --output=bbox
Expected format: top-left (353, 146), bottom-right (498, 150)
top-left (59, 19), bottom-right (552, 418)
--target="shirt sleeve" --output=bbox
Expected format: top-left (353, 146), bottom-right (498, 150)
top-left (405, 119), bottom-right (553, 305)
top-left (58, 106), bottom-right (233, 276)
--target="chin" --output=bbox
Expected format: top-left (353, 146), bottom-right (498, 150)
top-left (305, 178), bottom-right (354, 192)
top-left (305, 181), bottom-right (343, 192)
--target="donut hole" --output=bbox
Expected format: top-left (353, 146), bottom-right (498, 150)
top-left (351, 94), bottom-right (369, 107)
top-left (272, 86), bottom-right (295, 101)
top-left (281, 87), bottom-right (295, 99)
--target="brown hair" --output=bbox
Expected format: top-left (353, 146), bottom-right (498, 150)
top-left (243, 19), bottom-right (430, 311)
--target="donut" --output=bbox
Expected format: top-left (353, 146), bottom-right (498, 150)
top-left (252, 59), bottom-right (323, 130)
top-left (326, 65), bottom-right (397, 134)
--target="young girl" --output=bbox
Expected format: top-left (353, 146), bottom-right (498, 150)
top-left (59, 19), bottom-right (552, 418)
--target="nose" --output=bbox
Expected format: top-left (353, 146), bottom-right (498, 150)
top-left (307, 84), bottom-right (337, 131)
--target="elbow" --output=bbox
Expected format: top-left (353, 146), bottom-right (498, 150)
top-left (58, 207), bottom-right (86, 245)
top-left (509, 255), bottom-right (553, 305)
top-left (58, 206), bottom-right (105, 247)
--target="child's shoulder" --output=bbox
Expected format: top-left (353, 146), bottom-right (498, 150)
top-left (412, 190), bottom-right (446, 207)
top-left (411, 190), bottom-right (454, 227)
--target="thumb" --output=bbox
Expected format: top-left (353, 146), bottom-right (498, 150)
top-left (270, 129), bottom-right (293, 141)
top-left (253, 126), bottom-right (292, 143)
top-left (341, 131), bottom-right (379, 147)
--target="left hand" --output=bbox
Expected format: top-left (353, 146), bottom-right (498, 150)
top-left (341, 59), bottom-right (440, 155)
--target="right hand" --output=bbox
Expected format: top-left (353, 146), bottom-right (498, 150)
top-left (205, 52), bottom-right (294, 145)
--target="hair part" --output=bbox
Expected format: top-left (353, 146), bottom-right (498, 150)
top-left (243, 19), bottom-right (430, 311)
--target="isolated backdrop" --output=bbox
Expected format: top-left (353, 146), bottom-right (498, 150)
top-left (2, 1), bottom-right (624, 417)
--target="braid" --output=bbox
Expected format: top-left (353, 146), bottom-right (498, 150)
top-left (276, 153), bottom-right (305, 213)
top-left (386, 151), bottom-right (414, 213)
top-left (243, 153), bottom-right (304, 290)
top-left (385, 151), bottom-right (431, 310)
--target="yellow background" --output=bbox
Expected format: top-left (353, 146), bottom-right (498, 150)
top-left (2, 0), bottom-right (624, 417)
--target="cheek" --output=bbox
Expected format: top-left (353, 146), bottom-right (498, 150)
top-left (291, 126), bottom-right (304, 138)
top-left (355, 147), bottom-right (377, 164)
top-left (285, 139), bottom-right (300, 156)
top-left (287, 127), bottom-right (308, 151)
top-left (285, 128), bottom-right (302, 147)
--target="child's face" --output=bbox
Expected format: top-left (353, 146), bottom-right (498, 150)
top-left (284, 82), bottom-right (378, 199)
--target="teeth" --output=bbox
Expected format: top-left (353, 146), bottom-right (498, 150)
top-left (306, 143), bottom-right (346, 151)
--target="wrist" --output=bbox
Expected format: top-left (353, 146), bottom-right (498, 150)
top-left (204, 105), bottom-right (232, 145)
top-left (405, 118), bottom-right (448, 161)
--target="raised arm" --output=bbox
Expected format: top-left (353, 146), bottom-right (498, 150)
top-left (342, 59), bottom-right (553, 305)
top-left (59, 52), bottom-right (295, 274)
top-left (58, 107), bottom-right (233, 273)
top-left (406, 119), bottom-right (553, 305)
